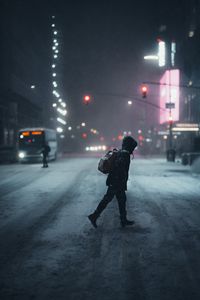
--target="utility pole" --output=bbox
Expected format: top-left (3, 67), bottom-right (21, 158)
top-left (166, 40), bottom-right (175, 161)
top-left (168, 68), bottom-right (173, 151)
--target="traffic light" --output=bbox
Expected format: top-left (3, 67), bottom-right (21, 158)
top-left (82, 133), bottom-right (87, 139)
top-left (117, 135), bottom-right (123, 141)
top-left (141, 85), bottom-right (147, 98)
top-left (83, 95), bottom-right (91, 105)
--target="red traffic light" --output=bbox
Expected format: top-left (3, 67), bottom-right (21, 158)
top-left (83, 95), bottom-right (91, 104)
top-left (141, 85), bottom-right (147, 98)
top-left (142, 86), bottom-right (147, 92)
top-left (138, 135), bottom-right (144, 141)
top-left (82, 133), bottom-right (87, 139)
top-left (117, 135), bottom-right (123, 141)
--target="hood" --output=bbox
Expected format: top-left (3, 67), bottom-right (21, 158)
top-left (122, 136), bottom-right (137, 154)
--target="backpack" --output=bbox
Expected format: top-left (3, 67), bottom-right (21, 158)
top-left (98, 148), bottom-right (119, 174)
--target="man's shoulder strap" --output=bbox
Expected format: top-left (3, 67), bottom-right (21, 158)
top-left (121, 149), bottom-right (129, 154)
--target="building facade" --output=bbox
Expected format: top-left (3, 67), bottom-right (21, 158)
top-left (0, 1), bottom-right (52, 146)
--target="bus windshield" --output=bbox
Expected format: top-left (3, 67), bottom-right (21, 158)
top-left (19, 131), bottom-right (45, 148)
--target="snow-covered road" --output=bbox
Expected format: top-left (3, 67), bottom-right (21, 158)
top-left (0, 157), bottom-right (200, 300)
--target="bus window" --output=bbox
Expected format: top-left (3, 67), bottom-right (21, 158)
top-left (19, 132), bottom-right (44, 146)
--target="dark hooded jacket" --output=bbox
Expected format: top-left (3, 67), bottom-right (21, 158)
top-left (106, 136), bottom-right (137, 191)
top-left (41, 144), bottom-right (51, 156)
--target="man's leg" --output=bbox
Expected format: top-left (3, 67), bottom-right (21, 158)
top-left (116, 190), bottom-right (127, 223)
top-left (88, 186), bottom-right (115, 228)
top-left (44, 155), bottom-right (48, 167)
top-left (42, 155), bottom-right (45, 167)
top-left (116, 190), bottom-right (134, 227)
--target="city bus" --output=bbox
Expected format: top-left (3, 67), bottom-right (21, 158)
top-left (18, 128), bottom-right (57, 162)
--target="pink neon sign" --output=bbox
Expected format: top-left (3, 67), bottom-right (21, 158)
top-left (159, 69), bottom-right (180, 124)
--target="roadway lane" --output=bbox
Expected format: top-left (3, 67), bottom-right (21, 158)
top-left (0, 156), bottom-right (200, 300)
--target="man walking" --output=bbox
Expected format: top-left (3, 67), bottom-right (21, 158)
top-left (41, 143), bottom-right (51, 168)
top-left (88, 136), bottom-right (137, 228)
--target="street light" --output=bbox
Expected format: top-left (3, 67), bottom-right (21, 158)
top-left (57, 117), bottom-right (66, 125)
top-left (144, 55), bottom-right (158, 60)
top-left (57, 127), bottom-right (63, 133)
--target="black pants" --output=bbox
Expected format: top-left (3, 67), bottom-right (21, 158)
top-left (94, 186), bottom-right (127, 222)
top-left (42, 155), bottom-right (48, 167)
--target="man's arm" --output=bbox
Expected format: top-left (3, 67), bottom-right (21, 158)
top-left (124, 154), bottom-right (130, 182)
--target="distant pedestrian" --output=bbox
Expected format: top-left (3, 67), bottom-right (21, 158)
top-left (88, 136), bottom-right (137, 228)
top-left (41, 143), bottom-right (51, 168)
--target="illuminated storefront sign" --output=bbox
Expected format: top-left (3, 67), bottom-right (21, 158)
top-left (172, 123), bottom-right (199, 132)
top-left (171, 42), bottom-right (176, 67)
top-left (160, 69), bottom-right (180, 124)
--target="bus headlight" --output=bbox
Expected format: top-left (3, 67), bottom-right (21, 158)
top-left (18, 152), bottom-right (25, 159)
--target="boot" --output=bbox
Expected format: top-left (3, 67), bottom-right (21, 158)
top-left (121, 219), bottom-right (135, 228)
top-left (88, 213), bottom-right (98, 228)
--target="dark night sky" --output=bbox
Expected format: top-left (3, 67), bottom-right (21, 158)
top-left (5, 0), bottom-right (189, 141)
top-left (47, 0), bottom-right (187, 140)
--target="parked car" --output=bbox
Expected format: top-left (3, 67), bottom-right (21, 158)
top-left (0, 146), bottom-right (18, 163)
